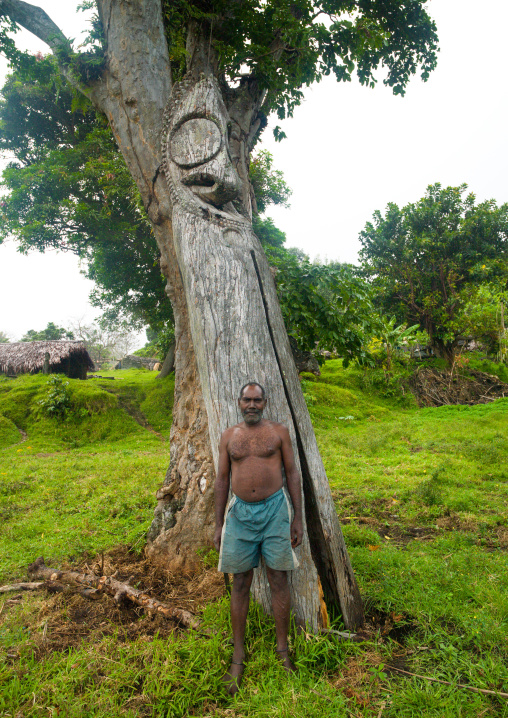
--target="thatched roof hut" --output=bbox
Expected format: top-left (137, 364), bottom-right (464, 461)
top-left (0, 341), bottom-right (94, 379)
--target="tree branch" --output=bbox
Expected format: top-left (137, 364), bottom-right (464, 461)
top-left (0, 581), bottom-right (44, 593)
top-left (0, 0), bottom-right (70, 52)
top-left (28, 557), bottom-right (201, 630)
top-left (0, 0), bottom-right (107, 110)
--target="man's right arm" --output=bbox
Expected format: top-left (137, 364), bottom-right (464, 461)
top-left (214, 430), bottom-right (231, 552)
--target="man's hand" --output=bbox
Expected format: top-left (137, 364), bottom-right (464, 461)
top-left (214, 525), bottom-right (223, 552)
top-left (290, 517), bottom-right (303, 548)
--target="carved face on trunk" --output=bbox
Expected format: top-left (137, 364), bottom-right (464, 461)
top-left (164, 76), bottom-right (241, 212)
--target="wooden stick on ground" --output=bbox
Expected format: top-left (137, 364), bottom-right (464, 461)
top-left (0, 582), bottom-right (45, 593)
top-left (320, 628), bottom-right (360, 641)
top-left (387, 665), bottom-right (508, 700)
top-left (27, 556), bottom-right (200, 630)
top-left (0, 581), bottom-right (70, 596)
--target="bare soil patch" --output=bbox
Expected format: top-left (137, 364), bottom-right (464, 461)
top-left (1, 546), bottom-right (225, 660)
top-left (377, 524), bottom-right (437, 545)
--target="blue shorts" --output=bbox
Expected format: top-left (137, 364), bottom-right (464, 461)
top-left (218, 488), bottom-right (299, 574)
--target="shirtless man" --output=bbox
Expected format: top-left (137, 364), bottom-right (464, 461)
top-left (214, 382), bottom-right (303, 694)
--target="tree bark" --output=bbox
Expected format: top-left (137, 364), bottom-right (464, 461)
top-left (0, 581), bottom-right (45, 593)
top-left (156, 339), bottom-right (175, 378)
top-left (150, 69), bottom-right (363, 630)
top-left (3, 0), bottom-right (364, 631)
top-left (433, 337), bottom-right (457, 367)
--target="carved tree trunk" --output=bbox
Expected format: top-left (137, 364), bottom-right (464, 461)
top-left (147, 66), bottom-right (363, 630)
top-left (6, 0), bottom-right (364, 631)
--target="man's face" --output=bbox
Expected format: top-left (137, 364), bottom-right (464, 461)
top-left (238, 385), bottom-right (267, 425)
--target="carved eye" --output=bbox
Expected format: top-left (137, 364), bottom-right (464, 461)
top-left (170, 118), bottom-right (222, 169)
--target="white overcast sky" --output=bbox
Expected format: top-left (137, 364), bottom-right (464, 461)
top-left (0, 0), bottom-right (507, 341)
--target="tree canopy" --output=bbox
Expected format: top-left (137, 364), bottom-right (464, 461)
top-left (359, 183), bottom-right (508, 363)
top-left (21, 321), bottom-right (74, 342)
top-left (164, 0), bottom-right (438, 133)
top-left (0, 1), bottom-right (439, 146)
top-left (0, 59), bottom-right (297, 335)
top-left (266, 249), bottom-right (375, 365)
top-left (0, 0), bottom-right (441, 352)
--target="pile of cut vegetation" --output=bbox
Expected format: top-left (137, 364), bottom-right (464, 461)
top-left (409, 366), bottom-right (508, 407)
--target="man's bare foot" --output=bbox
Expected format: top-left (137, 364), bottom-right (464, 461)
top-left (222, 661), bottom-right (245, 695)
top-left (275, 647), bottom-right (297, 674)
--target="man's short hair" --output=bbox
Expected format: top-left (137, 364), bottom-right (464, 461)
top-left (239, 382), bottom-right (266, 400)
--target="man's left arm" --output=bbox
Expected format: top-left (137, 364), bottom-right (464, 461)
top-left (279, 425), bottom-right (303, 548)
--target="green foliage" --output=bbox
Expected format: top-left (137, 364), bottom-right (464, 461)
top-left (132, 342), bottom-right (158, 358)
top-left (0, 1), bottom-right (105, 88)
top-left (0, 331), bottom-right (10, 343)
top-left (249, 150), bottom-right (292, 214)
top-left (360, 183), bottom-right (508, 364)
top-left (133, 325), bottom-right (176, 360)
top-left (252, 215), bottom-right (287, 249)
top-left (36, 375), bottom-right (72, 420)
top-left (459, 282), bottom-right (508, 359)
top-left (266, 249), bottom-right (375, 365)
top-left (467, 354), bottom-right (508, 383)
top-left (0, 59), bottom-right (171, 334)
top-left (163, 0), bottom-right (438, 129)
top-left (153, 324), bottom-right (176, 358)
top-left (0, 413), bottom-right (20, 448)
top-left (0, 61), bottom-right (296, 337)
top-left (21, 322), bottom-right (74, 342)
top-left (371, 315), bottom-right (420, 370)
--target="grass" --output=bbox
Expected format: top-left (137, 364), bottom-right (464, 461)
top-left (1, 362), bottom-right (508, 716)
top-left (0, 370), bottom-right (174, 578)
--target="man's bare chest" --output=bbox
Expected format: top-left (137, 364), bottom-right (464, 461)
top-left (228, 428), bottom-right (281, 462)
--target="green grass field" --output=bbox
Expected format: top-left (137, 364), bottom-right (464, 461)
top-left (1, 363), bottom-right (507, 717)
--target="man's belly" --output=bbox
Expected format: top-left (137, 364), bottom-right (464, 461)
top-left (231, 457), bottom-right (283, 502)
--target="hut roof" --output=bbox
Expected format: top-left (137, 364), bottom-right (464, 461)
top-left (0, 340), bottom-right (94, 375)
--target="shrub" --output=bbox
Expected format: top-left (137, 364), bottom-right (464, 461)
top-left (36, 375), bottom-right (71, 420)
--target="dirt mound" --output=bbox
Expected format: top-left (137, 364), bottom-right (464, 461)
top-left (409, 367), bottom-right (508, 407)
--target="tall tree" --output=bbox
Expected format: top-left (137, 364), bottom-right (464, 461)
top-left (21, 321), bottom-right (74, 341)
top-left (0, 0), bottom-right (438, 630)
top-left (359, 183), bottom-right (508, 365)
top-left (69, 318), bottom-right (136, 366)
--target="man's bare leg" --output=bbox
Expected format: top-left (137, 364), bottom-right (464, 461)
top-left (223, 569), bottom-right (253, 694)
top-left (266, 567), bottom-right (296, 673)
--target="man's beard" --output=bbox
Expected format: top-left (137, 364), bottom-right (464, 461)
top-left (242, 408), bottom-right (263, 425)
